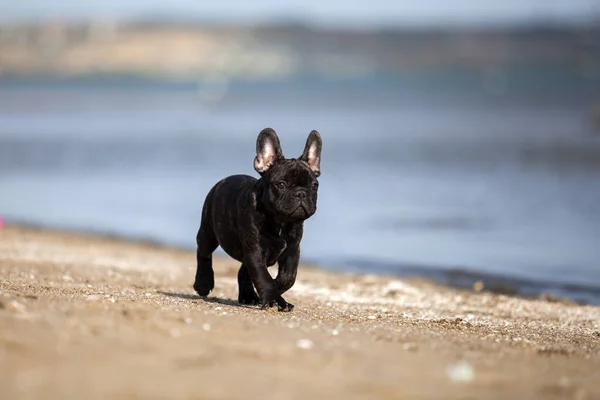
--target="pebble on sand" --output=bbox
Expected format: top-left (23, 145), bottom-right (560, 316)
top-left (402, 342), bottom-right (418, 351)
top-left (473, 281), bottom-right (485, 292)
top-left (446, 360), bottom-right (475, 382)
top-left (296, 339), bottom-right (314, 350)
top-left (8, 300), bottom-right (27, 313)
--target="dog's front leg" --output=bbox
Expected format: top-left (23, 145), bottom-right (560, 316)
top-left (244, 250), bottom-right (294, 312)
top-left (261, 233), bottom-right (287, 267)
top-left (275, 249), bottom-right (299, 295)
top-left (275, 223), bottom-right (302, 294)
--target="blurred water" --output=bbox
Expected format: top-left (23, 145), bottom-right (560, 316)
top-left (1, 74), bottom-right (599, 303)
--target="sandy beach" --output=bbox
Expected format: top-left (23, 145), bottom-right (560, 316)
top-left (1, 225), bottom-right (599, 399)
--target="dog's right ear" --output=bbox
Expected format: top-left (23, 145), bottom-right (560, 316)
top-left (254, 128), bottom-right (284, 175)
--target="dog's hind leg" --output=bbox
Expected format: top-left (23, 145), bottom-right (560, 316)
top-left (193, 224), bottom-right (218, 297)
top-left (237, 264), bottom-right (260, 305)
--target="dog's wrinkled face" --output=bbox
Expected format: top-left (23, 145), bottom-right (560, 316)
top-left (254, 128), bottom-right (322, 222)
top-left (263, 159), bottom-right (319, 220)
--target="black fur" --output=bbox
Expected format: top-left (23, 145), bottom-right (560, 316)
top-left (193, 128), bottom-right (322, 312)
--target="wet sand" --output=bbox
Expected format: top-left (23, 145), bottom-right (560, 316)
top-left (1, 225), bottom-right (599, 399)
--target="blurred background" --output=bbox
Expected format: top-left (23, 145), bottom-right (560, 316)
top-left (1, 1), bottom-right (599, 303)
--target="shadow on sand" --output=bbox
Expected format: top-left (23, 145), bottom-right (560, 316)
top-left (158, 291), bottom-right (258, 309)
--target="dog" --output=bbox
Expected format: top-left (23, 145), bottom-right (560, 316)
top-left (193, 128), bottom-right (322, 312)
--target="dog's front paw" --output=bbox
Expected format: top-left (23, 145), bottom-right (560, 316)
top-left (278, 302), bottom-right (294, 312)
top-left (259, 293), bottom-right (294, 312)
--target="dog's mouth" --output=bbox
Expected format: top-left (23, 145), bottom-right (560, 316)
top-left (289, 205), bottom-right (310, 219)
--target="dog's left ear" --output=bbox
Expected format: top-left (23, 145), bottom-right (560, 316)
top-left (299, 130), bottom-right (322, 177)
top-left (254, 127), bottom-right (284, 175)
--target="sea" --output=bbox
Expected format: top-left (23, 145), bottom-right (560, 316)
top-left (1, 69), bottom-right (599, 304)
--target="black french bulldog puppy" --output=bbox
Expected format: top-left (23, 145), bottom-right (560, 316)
top-left (193, 128), bottom-right (322, 312)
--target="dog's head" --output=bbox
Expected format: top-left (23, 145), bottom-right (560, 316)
top-left (254, 128), bottom-right (322, 222)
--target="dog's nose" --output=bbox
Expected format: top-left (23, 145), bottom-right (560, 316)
top-left (295, 190), bottom-right (307, 199)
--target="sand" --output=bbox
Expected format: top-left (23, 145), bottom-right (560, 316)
top-left (1, 225), bottom-right (599, 399)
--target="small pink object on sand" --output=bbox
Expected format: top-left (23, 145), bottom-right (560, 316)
top-left (0, 216), bottom-right (4, 230)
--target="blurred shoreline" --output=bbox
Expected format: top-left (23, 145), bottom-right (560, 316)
top-left (1, 19), bottom-right (599, 81)
top-left (5, 219), bottom-right (600, 305)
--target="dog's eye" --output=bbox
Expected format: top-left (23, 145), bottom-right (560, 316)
top-left (276, 182), bottom-right (286, 189)
top-left (312, 182), bottom-right (319, 191)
